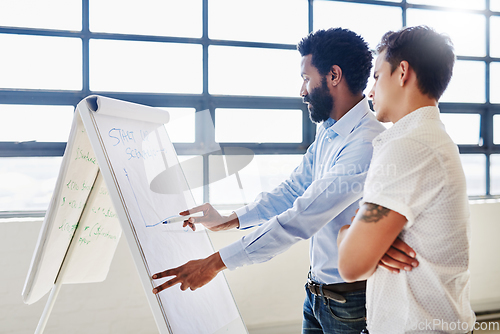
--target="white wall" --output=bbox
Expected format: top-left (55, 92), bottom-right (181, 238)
top-left (0, 219), bottom-right (158, 334)
top-left (469, 201), bottom-right (500, 313)
top-left (0, 218), bottom-right (308, 333)
top-left (1, 201), bottom-right (498, 333)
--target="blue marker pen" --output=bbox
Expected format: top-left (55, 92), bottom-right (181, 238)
top-left (159, 213), bottom-right (203, 225)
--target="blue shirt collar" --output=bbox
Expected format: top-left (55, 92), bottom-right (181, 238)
top-left (322, 97), bottom-right (370, 137)
top-left (322, 117), bottom-right (336, 129)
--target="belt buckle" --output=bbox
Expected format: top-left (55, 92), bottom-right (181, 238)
top-left (307, 278), bottom-right (318, 294)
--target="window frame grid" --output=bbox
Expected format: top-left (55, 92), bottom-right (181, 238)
top-left (0, 0), bottom-right (498, 215)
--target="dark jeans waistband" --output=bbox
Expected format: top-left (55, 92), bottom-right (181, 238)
top-left (306, 279), bottom-right (366, 303)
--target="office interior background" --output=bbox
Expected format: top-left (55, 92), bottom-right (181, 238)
top-left (1, 0), bottom-right (500, 333)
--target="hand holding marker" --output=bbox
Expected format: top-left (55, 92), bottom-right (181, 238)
top-left (159, 212), bottom-right (203, 229)
top-left (160, 203), bottom-right (239, 231)
top-left (177, 203), bottom-right (240, 232)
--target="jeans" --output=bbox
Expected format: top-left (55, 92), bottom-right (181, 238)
top-left (302, 284), bottom-right (366, 334)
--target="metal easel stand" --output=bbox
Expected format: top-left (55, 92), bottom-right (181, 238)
top-left (34, 230), bottom-right (74, 334)
top-left (34, 278), bottom-right (63, 334)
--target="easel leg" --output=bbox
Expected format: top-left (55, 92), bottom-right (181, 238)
top-left (35, 280), bottom-right (62, 334)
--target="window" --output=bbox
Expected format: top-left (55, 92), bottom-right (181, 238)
top-left (0, 0), bottom-right (81, 31)
top-left (0, 34), bottom-right (82, 90)
top-left (440, 61), bottom-right (486, 103)
top-left (407, 0), bottom-right (485, 10)
top-left (492, 0), bottom-right (500, 11)
top-left (494, 115), bottom-right (500, 145)
top-left (215, 109), bottom-right (302, 143)
top-left (491, 63), bottom-right (500, 104)
top-left (0, 105), bottom-right (75, 142)
top-left (1, 0), bottom-right (498, 216)
top-left (491, 16), bottom-right (500, 58)
top-left (460, 155), bottom-right (486, 196)
top-left (314, 1), bottom-right (402, 50)
top-left (209, 0), bottom-right (308, 44)
top-left (407, 9), bottom-right (486, 57)
top-left (208, 46), bottom-right (302, 97)
top-left (491, 155), bottom-right (500, 195)
top-left (89, 0), bottom-right (202, 37)
top-left (0, 157), bottom-right (63, 212)
top-left (209, 155), bottom-right (303, 206)
top-left (163, 108), bottom-right (196, 143)
top-left (440, 114), bottom-right (481, 145)
top-left (90, 40), bottom-right (203, 94)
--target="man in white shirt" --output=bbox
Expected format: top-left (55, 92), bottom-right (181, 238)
top-left (337, 26), bottom-right (475, 333)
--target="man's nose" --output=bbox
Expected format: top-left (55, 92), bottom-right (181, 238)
top-left (368, 86), bottom-right (375, 99)
top-left (300, 83), bottom-right (307, 98)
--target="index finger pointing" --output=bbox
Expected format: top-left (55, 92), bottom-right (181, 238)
top-left (179, 204), bottom-right (206, 216)
top-left (153, 277), bottom-right (181, 294)
top-left (152, 268), bottom-right (178, 280)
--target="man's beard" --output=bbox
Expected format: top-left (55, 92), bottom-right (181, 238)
top-left (303, 76), bottom-right (334, 123)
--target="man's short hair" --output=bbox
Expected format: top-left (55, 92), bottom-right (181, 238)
top-left (377, 26), bottom-right (455, 100)
top-left (297, 28), bottom-right (372, 95)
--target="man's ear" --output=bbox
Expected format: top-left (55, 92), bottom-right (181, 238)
top-left (329, 65), bottom-right (342, 87)
top-left (399, 61), bottom-right (410, 87)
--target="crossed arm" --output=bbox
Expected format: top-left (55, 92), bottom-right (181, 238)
top-left (337, 202), bottom-right (414, 282)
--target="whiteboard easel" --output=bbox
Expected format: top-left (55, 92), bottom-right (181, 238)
top-left (23, 96), bottom-right (247, 334)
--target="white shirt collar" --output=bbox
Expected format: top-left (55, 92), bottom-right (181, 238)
top-left (373, 106), bottom-right (440, 146)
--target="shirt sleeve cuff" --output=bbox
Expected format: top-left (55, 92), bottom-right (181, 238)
top-left (361, 194), bottom-right (415, 228)
top-left (219, 240), bottom-right (253, 271)
top-left (234, 205), bottom-right (260, 230)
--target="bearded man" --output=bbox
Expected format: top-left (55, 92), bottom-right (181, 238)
top-left (153, 28), bottom-right (418, 334)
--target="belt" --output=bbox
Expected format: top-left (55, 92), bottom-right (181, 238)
top-left (307, 279), bottom-right (366, 304)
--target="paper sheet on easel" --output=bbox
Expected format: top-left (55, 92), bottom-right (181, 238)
top-left (89, 101), bottom-right (241, 334)
top-left (62, 171), bottom-right (122, 283)
top-left (22, 113), bottom-right (122, 304)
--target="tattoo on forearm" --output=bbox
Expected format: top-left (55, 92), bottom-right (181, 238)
top-left (360, 203), bottom-right (390, 223)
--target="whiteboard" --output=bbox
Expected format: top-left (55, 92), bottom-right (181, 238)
top-left (78, 96), bottom-right (247, 334)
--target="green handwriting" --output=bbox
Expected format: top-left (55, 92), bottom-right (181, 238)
top-left (58, 220), bottom-right (78, 237)
top-left (78, 237), bottom-right (91, 245)
top-left (75, 147), bottom-right (97, 165)
top-left (66, 180), bottom-right (79, 191)
top-left (91, 206), bottom-right (116, 218)
top-left (65, 179), bottom-right (93, 193)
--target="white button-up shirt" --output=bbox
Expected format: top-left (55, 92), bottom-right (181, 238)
top-left (362, 106), bottom-right (476, 333)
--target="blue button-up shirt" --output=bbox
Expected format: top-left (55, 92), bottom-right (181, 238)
top-left (219, 97), bottom-right (385, 284)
